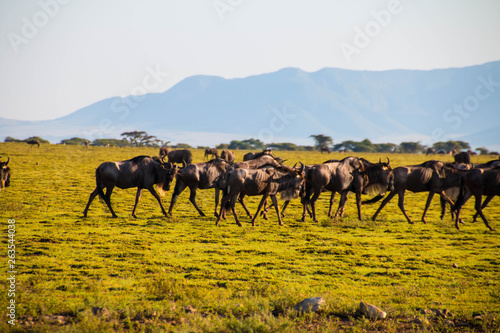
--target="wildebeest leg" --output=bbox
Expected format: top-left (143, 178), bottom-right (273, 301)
top-left (238, 194), bottom-right (253, 218)
top-left (271, 195), bottom-right (284, 226)
top-left (355, 190), bottom-right (362, 221)
top-left (334, 191), bottom-right (348, 220)
top-left (328, 192), bottom-right (336, 218)
top-left (103, 186), bottom-right (118, 218)
top-left (472, 195), bottom-right (494, 222)
top-left (251, 194), bottom-right (269, 226)
top-left (83, 188), bottom-right (99, 217)
top-left (309, 189), bottom-right (322, 223)
top-left (280, 200), bottom-right (290, 218)
top-left (188, 187), bottom-right (205, 217)
top-left (372, 190), bottom-right (397, 221)
top-left (229, 196), bottom-right (242, 227)
top-left (397, 190), bottom-right (413, 224)
top-left (421, 191), bottom-right (435, 224)
top-left (216, 193), bottom-right (231, 226)
top-left (474, 194), bottom-right (494, 231)
top-left (439, 196), bottom-right (447, 220)
top-left (132, 188), bottom-right (143, 218)
top-left (147, 187), bottom-right (168, 217)
top-left (168, 180), bottom-right (187, 216)
top-left (214, 187), bottom-right (220, 218)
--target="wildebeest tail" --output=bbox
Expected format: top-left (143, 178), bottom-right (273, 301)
top-left (95, 168), bottom-right (106, 201)
top-left (452, 178), bottom-right (467, 212)
top-left (362, 194), bottom-right (385, 205)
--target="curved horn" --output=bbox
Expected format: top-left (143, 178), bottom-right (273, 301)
top-left (299, 161), bottom-right (305, 173)
top-left (6, 157), bottom-right (9, 165)
top-left (379, 158), bottom-right (382, 164)
top-left (161, 154), bottom-right (167, 163)
top-left (182, 159), bottom-right (187, 168)
top-left (386, 157), bottom-right (390, 165)
top-left (292, 162), bottom-right (297, 168)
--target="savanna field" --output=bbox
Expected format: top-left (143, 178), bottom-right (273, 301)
top-left (0, 143), bottom-right (499, 332)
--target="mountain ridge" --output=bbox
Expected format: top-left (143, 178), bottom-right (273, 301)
top-left (1, 61), bottom-right (499, 150)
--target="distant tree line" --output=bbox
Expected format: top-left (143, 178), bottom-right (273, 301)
top-left (3, 132), bottom-right (489, 154)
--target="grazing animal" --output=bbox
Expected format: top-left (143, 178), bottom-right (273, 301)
top-left (168, 158), bottom-right (231, 217)
top-left (26, 139), bottom-right (40, 148)
top-left (166, 149), bottom-right (192, 165)
top-left (159, 147), bottom-right (172, 160)
top-left (204, 148), bottom-right (219, 160)
top-left (243, 149), bottom-right (273, 161)
top-left (83, 156), bottom-right (178, 218)
top-left (232, 155), bottom-right (282, 170)
top-left (84, 140), bottom-right (90, 148)
top-left (304, 157), bottom-right (365, 222)
top-left (454, 151), bottom-right (471, 165)
top-left (426, 148), bottom-right (436, 155)
top-left (320, 146), bottom-right (330, 154)
top-left (369, 161), bottom-right (466, 224)
top-left (220, 149), bottom-right (235, 163)
top-left (0, 157), bottom-right (11, 190)
top-left (216, 163), bottom-right (306, 226)
top-left (453, 167), bottom-right (500, 231)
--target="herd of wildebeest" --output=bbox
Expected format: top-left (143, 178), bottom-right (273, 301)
top-left (1, 147), bottom-right (499, 230)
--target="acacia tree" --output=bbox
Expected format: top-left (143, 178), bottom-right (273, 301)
top-left (310, 134), bottom-right (333, 150)
top-left (120, 131), bottom-right (163, 147)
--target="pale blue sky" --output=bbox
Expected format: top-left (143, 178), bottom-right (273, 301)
top-left (1, 0), bottom-right (500, 121)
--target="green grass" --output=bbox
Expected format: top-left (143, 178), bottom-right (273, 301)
top-left (0, 143), bottom-right (499, 332)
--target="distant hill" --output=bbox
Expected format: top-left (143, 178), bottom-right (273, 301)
top-left (1, 61), bottom-right (499, 150)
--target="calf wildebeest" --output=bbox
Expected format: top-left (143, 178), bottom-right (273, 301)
top-left (454, 151), bottom-right (471, 164)
top-left (168, 158), bottom-right (231, 217)
top-left (304, 157), bottom-right (365, 222)
top-left (216, 163), bottom-right (305, 226)
top-left (165, 149), bottom-right (192, 165)
top-left (158, 147), bottom-right (172, 160)
top-left (204, 148), bottom-right (219, 159)
top-left (220, 149), bottom-right (235, 163)
top-left (83, 156), bottom-right (178, 218)
top-left (243, 149), bottom-right (273, 161)
top-left (369, 161), bottom-right (466, 224)
top-left (0, 157), bottom-right (11, 190)
top-left (27, 139), bottom-right (40, 148)
top-left (453, 167), bottom-right (500, 231)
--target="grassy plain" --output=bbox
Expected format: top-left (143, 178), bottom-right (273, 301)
top-left (0, 143), bottom-right (499, 332)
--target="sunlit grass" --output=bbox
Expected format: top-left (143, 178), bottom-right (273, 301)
top-left (0, 143), bottom-right (498, 332)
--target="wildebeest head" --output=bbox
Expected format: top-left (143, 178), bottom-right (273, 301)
top-left (157, 160), bottom-right (178, 193)
top-left (361, 157), bottom-right (394, 194)
top-left (275, 162), bottom-right (306, 200)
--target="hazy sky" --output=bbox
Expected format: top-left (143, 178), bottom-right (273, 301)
top-left (1, 0), bottom-right (500, 121)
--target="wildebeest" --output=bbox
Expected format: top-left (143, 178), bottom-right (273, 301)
top-left (0, 157), bottom-right (11, 190)
top-left (220, 149), bottom-right (235, 163)
top-left (232, 155), bottom-right (283, 169)
top-left (27, 139), bottom-right (40, 148)
top-left (369, 161), bottom-right (466, 224)
top-left (216, 163), bottom-right (306, 226)
top-left (453, 167), bottom-right (500, 231)
top-left (83, 156), bottom-right (178, 218)
top-left (243, 149), bottom-right (273, 161)
top-left (84, 140), bottom-right (90, 148)
top-left (165, 149), bottom-right (192, 165)
top-left (454, 151), bottom-right (471, 164)
top-left (320, 146), bottom-right (330, 154)
top-left (158, 147), bottom-right (172, 160)
top-left (204, 148), bottom-right (219, 159)
top-left (304, 157), bottom-right (365, 222)
top-left (426, 148), bottom-right (436, 155)
top-left (168, 158), bottom-right (231, 217)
